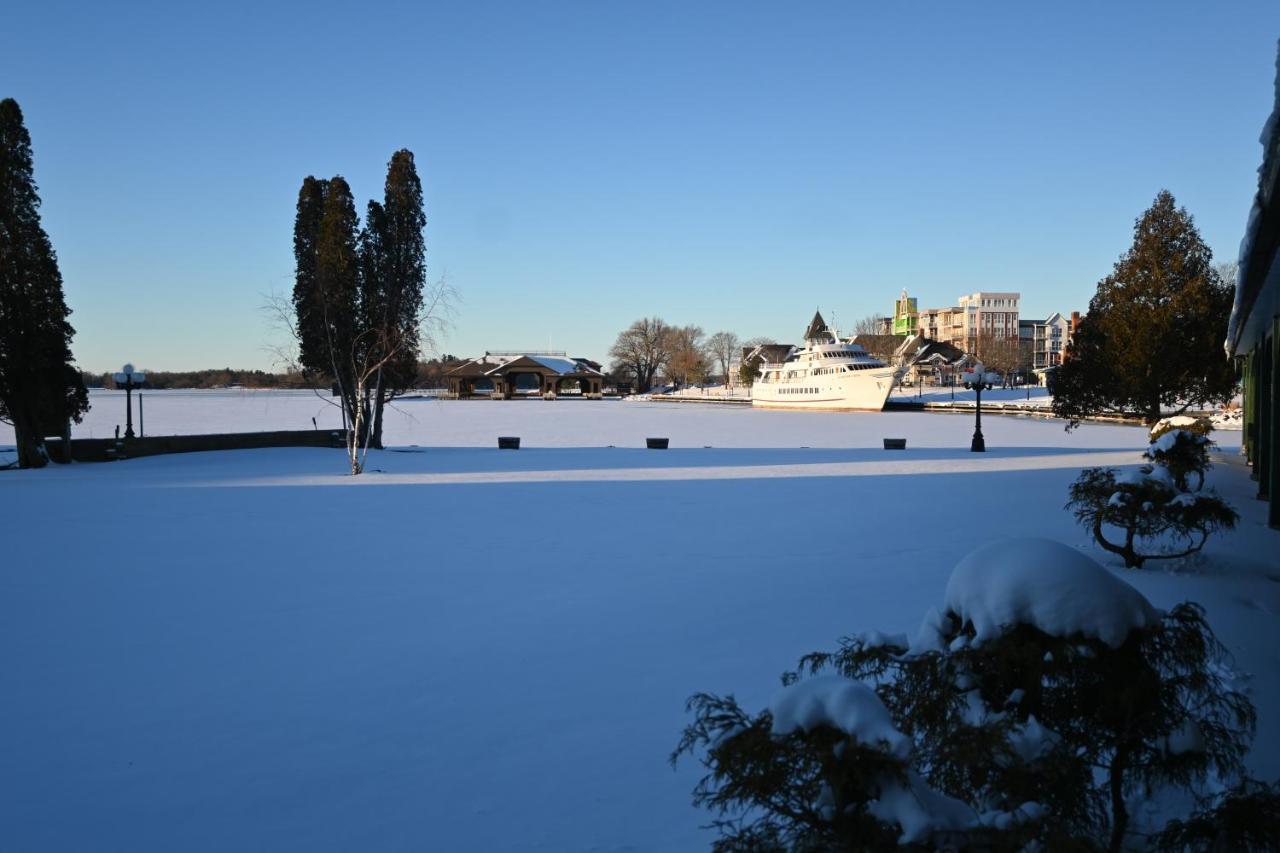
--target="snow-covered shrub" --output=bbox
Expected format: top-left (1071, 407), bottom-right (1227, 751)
top-left (1144, 428), bottom-right (1214, 491)
top-left (672, 680), bottom-right (931, 851)
top-left (671, 676), bottom-right (1036, 851)
top-left (676, 539), bottom-right (1258, 852)
top-left (1067, 466), bottom-right (1237, 568)
top-left (1149, 415), bottom-right (1213, 442)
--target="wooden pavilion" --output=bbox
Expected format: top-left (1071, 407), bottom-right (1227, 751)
top-left (446, 352), bottom-right (605, 399)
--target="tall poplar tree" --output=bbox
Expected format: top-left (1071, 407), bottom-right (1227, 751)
top-left (313, 175), bottom-right (362, 432)
top-left (0, 98), bottom-right (88, 468)
top-left (292, 175), bottom-right (329, 376)
top-left (363, 149), bottom-right (425, 448)
top-left (1053, 190), bottom-right (1237, 427)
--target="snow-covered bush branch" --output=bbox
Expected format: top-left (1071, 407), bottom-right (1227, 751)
top-left (675, 539), bottom-right (1264, 851)
top-left (1068, 430), bottom-right (1236, 569)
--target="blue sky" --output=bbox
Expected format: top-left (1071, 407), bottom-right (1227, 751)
top-left (4, 2), bottom-right (1278, 371)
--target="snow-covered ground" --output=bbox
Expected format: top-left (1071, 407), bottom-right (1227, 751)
top-left (1, 396), bottom-right (1276, 851)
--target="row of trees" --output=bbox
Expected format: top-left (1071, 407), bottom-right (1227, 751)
top-left (87, 368), bottom-right (312, 390)
top-left (283, 151), bottom-right (451, 474)
top-left (85, 355), bottom-right (464, 391)
top-left (0, 99), bottom-right (88, 468)
top-left (608, 318), bottom-right (777, 393)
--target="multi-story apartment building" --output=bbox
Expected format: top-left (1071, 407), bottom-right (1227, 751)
top-left (917, 305), bottom-right (962, 343)
top-left (1018, 311), bottom-right (1077, 370)
top-left (891, 290), bottom-right (1021, 354)
top-left (956, 292), bottom-right (1020, 351)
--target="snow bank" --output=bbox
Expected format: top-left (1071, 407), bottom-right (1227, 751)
top-left (769, 676), bottom-right (910, 758)
top-left (1210, 409), bottom-right (1243, 431)
top-left (942, 538), bottom-right (1161, 648)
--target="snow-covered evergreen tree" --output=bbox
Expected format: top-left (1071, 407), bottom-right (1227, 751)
top-left (675, 539), bottom-right (1263, 852)
top-left (1068, 429), bottom-right (1235, 568)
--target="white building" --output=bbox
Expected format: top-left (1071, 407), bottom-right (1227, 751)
top-left (1018, 311), bottom-right (1076, 370)
top-left (957, 292), bottom-right (1021, 350)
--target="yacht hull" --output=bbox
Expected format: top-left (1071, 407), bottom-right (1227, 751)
top-left (750, 367), bottom-right (898, 412)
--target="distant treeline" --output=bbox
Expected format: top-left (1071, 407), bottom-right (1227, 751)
top-left (84, 357), bottom-right (463, 390)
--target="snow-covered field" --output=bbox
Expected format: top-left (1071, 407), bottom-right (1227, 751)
top-left (1, 394), bottom-right (1276, 852)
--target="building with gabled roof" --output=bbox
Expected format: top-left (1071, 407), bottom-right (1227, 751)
top-left (803, 309), bottom-right (838, 343)
top-left (895, 336), bottom-right (970, 385)
top-left (1228, 42), bottom-right (1280, 529)
top-left (446, 351), bottom-right (605, 399)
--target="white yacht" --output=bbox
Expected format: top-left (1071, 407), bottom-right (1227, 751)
top-left (750, 311), bottom-right (900, 412)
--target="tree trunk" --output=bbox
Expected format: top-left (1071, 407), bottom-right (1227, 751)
top-left (1108, 746), bottom-right (1130, 852)
top-left (371, 392), bottom-right (385, 450)
top-left (1092, 515), bottom-right (1144, 568)
top-left (12, 417), bottom-right (48, 469)
top-left (1123, 526), bottom-right (1139, 568)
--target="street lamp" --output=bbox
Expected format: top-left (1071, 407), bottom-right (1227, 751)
top-left (962, 362), bottom-right (997, 453)
top-left (112, 363), bottom-right (146, 439)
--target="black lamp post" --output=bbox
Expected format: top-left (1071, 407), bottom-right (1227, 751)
top-left (963, 363), bottom-right (995, 453)
top-left (112, 363), bottom-right (146, 439)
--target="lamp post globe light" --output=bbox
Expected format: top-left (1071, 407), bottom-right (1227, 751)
top-left (962, 362), bottom-right (997, 453)
top-left (112, 363), bottom-right (146, 439)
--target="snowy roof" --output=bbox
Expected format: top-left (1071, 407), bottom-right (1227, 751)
top-left (906, 338), bottom-right (966, 365)
top-left (940, 538), bottom-right (1161, 648)
top-left (1227, 39), bottom-right (1280, 357)
top-left (527, 355), bottom-right (603, 376)
top-left (447, 353), bottom-right (603, 378)
top-left (447, 354), bottom-right (517, 376)
top-left (741, 343), bottom-right (794, 365)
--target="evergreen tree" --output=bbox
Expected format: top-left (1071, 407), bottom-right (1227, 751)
top-left (359, 199), bottom-right (388, 340)
top-left (366, 149), bottom-right (426, 448)
top-left (677, 550), bottom-right (1259, 852)
top-left (292, 175), bottom-right (329, 377)
top-left (290, 152), bottom-right (434, 470)
top-left (1053, 191), bottom-right (1237, 427)
top-left (0, 98), bottom-right (88, 468)
top-left (314, 175), bottom-right (362, 437)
